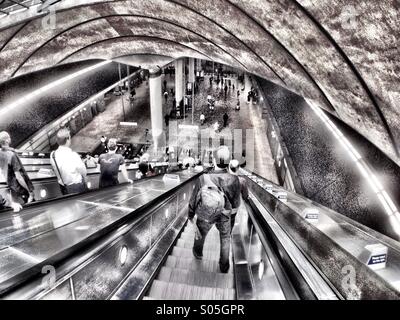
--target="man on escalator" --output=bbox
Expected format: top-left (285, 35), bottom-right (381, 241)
top-left (50, 128), bottom-right (88, 195)
top-left (98, 139), bottom-right (133, 188)
top-left (188, 146), bottom-right (241, 273)
top-left (228, 159), bottom-right (249, 233)
top-left (0, 131), bottom-right (35, 209)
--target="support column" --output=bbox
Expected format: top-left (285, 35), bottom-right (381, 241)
top-left (188, 57), bottom-right (195, 83)
top-left (196, 59), bottom-right (202, 72)
top-left (149, 67), bottom-right (164, 150)
top-left (175, 59), bottom-right (184, 108)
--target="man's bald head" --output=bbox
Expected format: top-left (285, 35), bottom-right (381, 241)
top-left (213, 146), bottom-right (231, 169)
top-left (229, 159), bottom-right (240, 174)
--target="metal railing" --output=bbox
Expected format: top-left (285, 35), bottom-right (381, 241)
top-left (242, 168), bottom-right (400, 299)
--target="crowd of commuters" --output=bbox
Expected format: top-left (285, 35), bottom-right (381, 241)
top-left (0, 127), bottom-right (158, 212)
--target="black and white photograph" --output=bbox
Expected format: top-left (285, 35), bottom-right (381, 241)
top-left (0, 0), bottom-right (399, 314)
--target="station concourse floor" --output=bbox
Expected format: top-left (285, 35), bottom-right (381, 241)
top-left (70, 79), bottom-right (152, 153)
top-left (70, 69), bottom-right (278, 183)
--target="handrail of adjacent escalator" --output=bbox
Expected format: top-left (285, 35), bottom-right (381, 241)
top-left (1, 170), bottom-right (204, 298)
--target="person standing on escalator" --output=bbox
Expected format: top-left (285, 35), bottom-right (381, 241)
top-left (98, 139), bottom-right (133, 188)
top-left (50, 128), bottom-right (87, 195)
top-left (0, 131), bottom-right (35, 209)
top-left (188, 146), bottom-right (241, 273)
top-left (138, 153), bottom-right (154, 178)
top-left (228, 159), bottom-right (249, 233)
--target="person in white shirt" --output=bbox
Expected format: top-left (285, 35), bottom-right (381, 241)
top-left (200, 113), bottom-right (205, 125)
top-left (50, 128), bottom-right (87, 195)
top-left (194, 159), bottom-right (204, 172)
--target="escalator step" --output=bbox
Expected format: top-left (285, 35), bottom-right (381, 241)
top-left (147, 279), bottom-right (168, 299)
top-left (171, 247), bottom-right (219, 261)
top-left (157, 266), bottom-right (173, 281)
top-left (179, 235), bottom-right (220, 245)
top-left (165, 256), bottom-right (233, 274)
top-left (176, 239), bottom-right (220, 251)
top-left (164, 282), bottom-right (186, 300)
top-left (157, 266), bottom-right (234, 289)
top-left (181, 282), bottom-right (194, 299)
top-left (182, 225), bottom-right (220, 237)
top-left (149, 280), bottom-right (235, 300)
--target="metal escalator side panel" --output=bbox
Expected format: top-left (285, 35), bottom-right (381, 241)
top-left (2, 172), bottom-right (201, 299)
top-left (249, 193), bottom-right (338, 300)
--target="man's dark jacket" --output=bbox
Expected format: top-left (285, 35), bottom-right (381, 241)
top-left (189, 168), bottom-right (241, 220)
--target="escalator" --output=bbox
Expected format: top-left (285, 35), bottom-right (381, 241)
top-left (1, 168), bottom-right (322, 300)
top-left (0, 152), bottom-right (169, 204)
top-left (2, 168), bottom-right (399, 300)
top-left (111, 172), bottom-right (336, 301)
top-left (144, 223), bottom-right (235, 300)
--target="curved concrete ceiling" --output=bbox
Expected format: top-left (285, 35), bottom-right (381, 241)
top-left (0, 0), bottom-right (399, 167)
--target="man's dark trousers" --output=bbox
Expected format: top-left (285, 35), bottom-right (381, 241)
top-left (193, 213), bottom-right (231, 273)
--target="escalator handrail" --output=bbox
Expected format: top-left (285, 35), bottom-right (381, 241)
top-left (246, 195), bottom-right (340, 300)
top-left (241, 168), bottom-right (400, 254)
top-left (0, 165), bottom-right (170, 213)
top-left (0, 170), bottom-right (204, 297)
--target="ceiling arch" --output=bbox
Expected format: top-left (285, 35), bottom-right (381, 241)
top-left (10, 14), bottom-right (250, 77)
top-left (58, 35), bottom-right (213, 63)
top-left (0, 0), bottom-right (398, 167)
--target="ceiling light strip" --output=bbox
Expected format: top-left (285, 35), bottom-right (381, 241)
top-left (306, 98), bottom-right (399, 228)
top-left (0, 60), bottom-right (112, 118)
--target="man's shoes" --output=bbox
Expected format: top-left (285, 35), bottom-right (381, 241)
top-left (219, 263), bottom-right (230, 273)
top-left (192, 248), bottom-right (203, 260)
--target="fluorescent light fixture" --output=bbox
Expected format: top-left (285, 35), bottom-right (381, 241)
top-left (120, 122), bottom-right (137, 127)
top-left (75, 226), bottom-right (90, 231)
top-left (37, 0), bottom-right (62, 12)
top-left (377, 193), bottom-right (393, 216)
top-left (382, 191), bottom-right (397, 213)
top-left (119, 245), bottom-right (128, 265)
top-left (365, 173), bottom-right (379, 193)
top-left (0, 61), bottom-right (111, 119)
top-left (9, 8), bottom-right (28, 15)
top-left (355, 161), bottom-right (368, 178)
